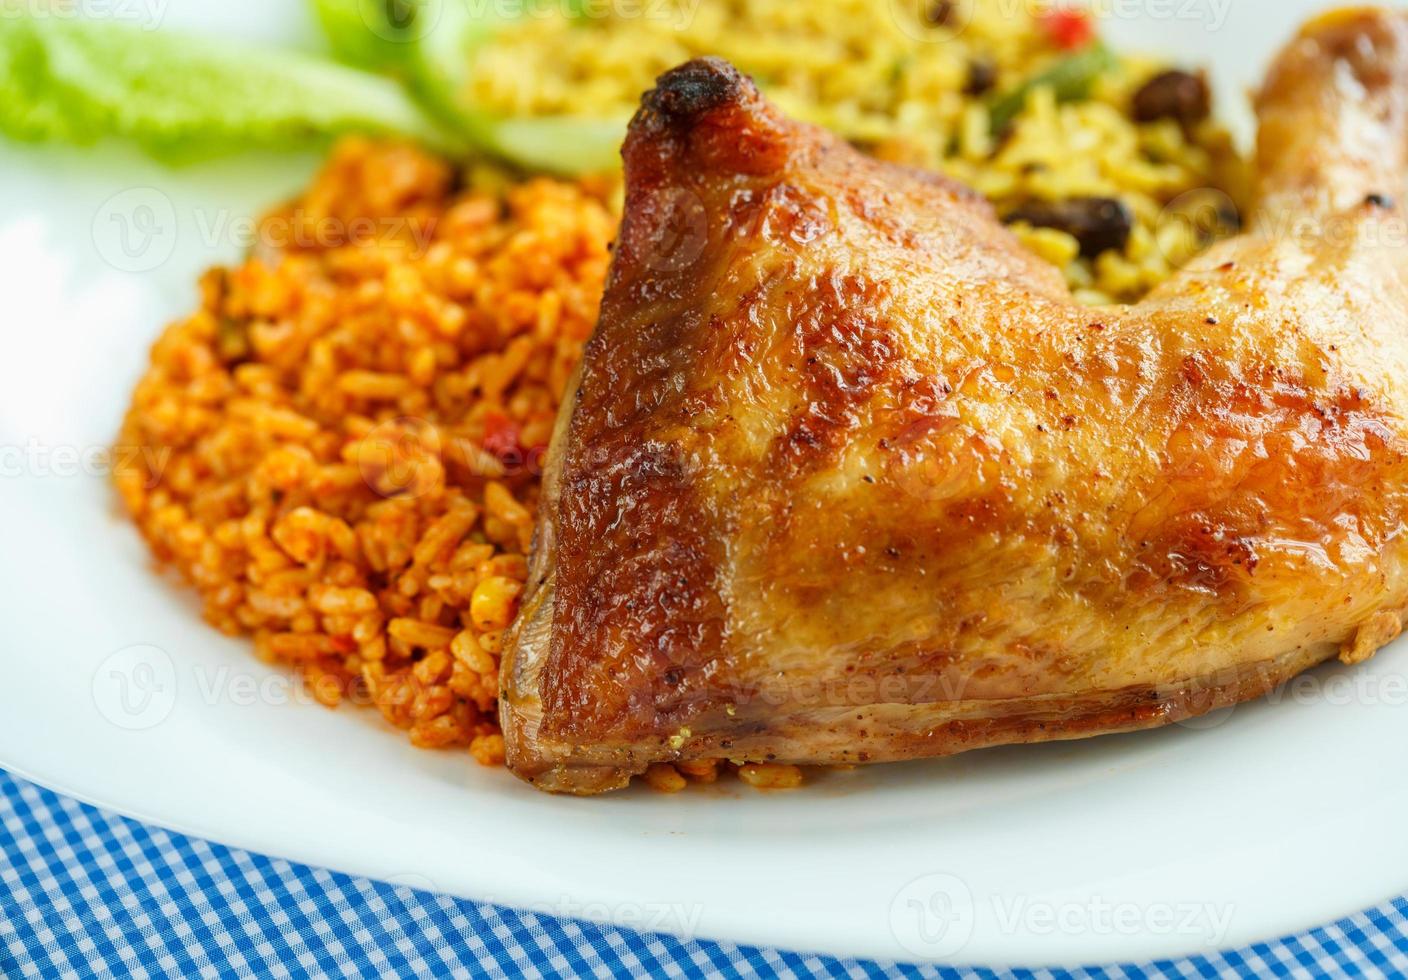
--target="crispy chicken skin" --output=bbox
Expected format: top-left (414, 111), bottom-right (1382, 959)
top-left (503, 8), bottom-right (1408, 793)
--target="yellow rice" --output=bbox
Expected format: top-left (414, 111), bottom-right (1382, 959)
top-left (469, 0), bottom-right (1247, 302)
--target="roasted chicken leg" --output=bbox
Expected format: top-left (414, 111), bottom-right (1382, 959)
top-left (503, 8), bottom-right (1408, 793)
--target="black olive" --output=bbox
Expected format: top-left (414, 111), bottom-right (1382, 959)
top-left (1132, 70), bottom-right (1211, 126)
top-left (925, 0), bottom-right (956, 26)
top-left (1218, 199), bottom-right (1243, 232)
top-left (385, 0), bottom-right (419, 32)
top-left (964, 57), bottom-right (998, 96)
top-left (1004, 197), bottom-right (1134, 257)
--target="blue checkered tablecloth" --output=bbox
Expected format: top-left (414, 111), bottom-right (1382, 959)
top-left (3, 770), bottom-right (1406, 979)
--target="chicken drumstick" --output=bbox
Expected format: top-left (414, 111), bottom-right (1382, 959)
top-left (502, 8), bottom-right (1408, 793)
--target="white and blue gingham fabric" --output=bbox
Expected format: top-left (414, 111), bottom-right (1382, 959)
top-left (3, 769), bottom-right (1407, 979)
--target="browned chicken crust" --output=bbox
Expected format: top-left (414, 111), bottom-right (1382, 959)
top-left (503, 8), bottom-right (1408, 793)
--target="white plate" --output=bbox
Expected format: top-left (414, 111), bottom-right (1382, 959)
top-left (3, 0), bottom-right (1407, 967)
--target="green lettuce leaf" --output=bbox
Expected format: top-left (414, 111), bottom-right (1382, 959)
top-left (0, 14), bottom-right (464, 161)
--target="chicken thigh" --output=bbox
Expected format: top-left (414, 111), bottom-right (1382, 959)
top-left (502, 8), bottom-right (1408, 793)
